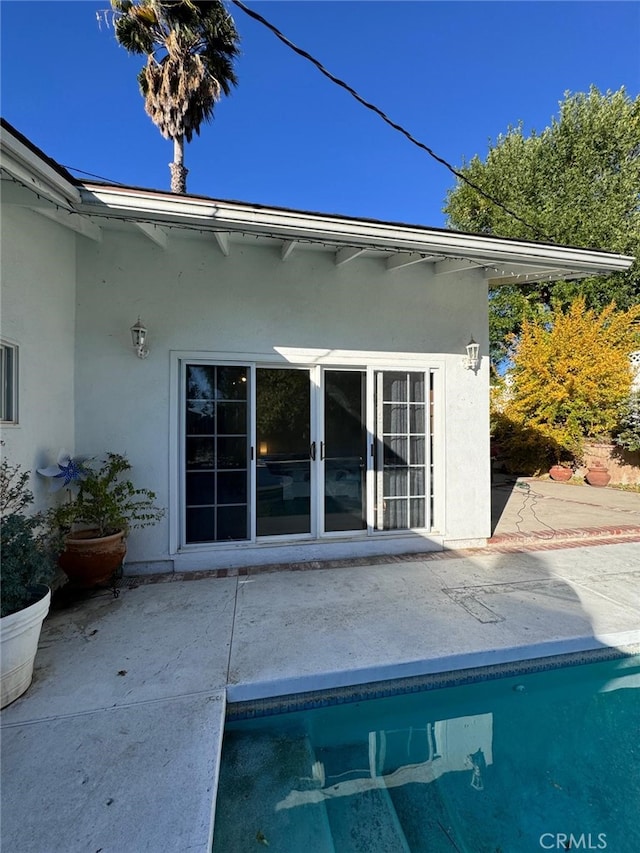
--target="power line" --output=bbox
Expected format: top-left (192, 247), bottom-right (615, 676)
top-left (62, 165), bottom-right (127, 185)
top-left (231, 0), bottom-right (555, 243)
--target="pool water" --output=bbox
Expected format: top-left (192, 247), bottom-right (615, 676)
top-left (213, 656), bottom-right (640, 852)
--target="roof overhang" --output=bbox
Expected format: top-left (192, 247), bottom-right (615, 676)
top-left (1, 121), bottom-right (102, 242)
top-left (1, 122), bottom-right (80, 207)
top-left (1, 119), bottom-right (634, 285)
top-left (78, 184), bottom-right (634, 285)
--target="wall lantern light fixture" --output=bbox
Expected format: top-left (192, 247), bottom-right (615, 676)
top-left (463, 337), bottom-right (480, 371)
top-left (130, 317), bottom-right (149, 359)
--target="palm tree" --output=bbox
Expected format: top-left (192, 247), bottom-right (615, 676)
top-left (111, 0), bottom-right (240, 193)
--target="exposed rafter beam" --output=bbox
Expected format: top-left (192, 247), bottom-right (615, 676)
top-left (1, 178), bottom-right (53, 206)
top-left (335, 246), bottom-right (366, 267)
top-left (483, 259), bottom-right (592, 281)
top-left (488, 269), bottom-right (591, 286)
top-left (434, 258), bottom-right (484, 277)
top-left (35, 207), bottom-right (102, 242)
top-left (386, 252), bottom-right (434, 272)
top-left (281, 240), bottom-right (297, 261)
top-left (1, 177), bottom-right (101, 242)
top-left (214, 231), bottom-right (230, 257)
top-left (134, 222), bottom-right (167, 249)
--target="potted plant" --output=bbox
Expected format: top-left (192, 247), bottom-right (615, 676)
top-left (1, 451), bottom-right (57, 708)
top-left (45, 452), bottom-right (164, 588)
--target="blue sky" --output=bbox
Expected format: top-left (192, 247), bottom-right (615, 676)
top-left (1, 1), bottom-right (639, 228)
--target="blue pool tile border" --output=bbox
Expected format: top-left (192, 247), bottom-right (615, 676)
top-left (226, 643), bottom-right (640, 721)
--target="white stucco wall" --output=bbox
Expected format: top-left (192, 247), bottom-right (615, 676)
top-left (74, 227), bottom-right (490, 570)
top-left (0, 205), bottom-right (76, 512)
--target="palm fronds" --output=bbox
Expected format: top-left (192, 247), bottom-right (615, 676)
top-left (111, 0), bottom-right (240, 189)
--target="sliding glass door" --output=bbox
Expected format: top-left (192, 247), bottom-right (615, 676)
top-left (182, 363), bottom-right (435, 545)
top-left (256, 368), bottom-right (312, 536)
top-left (323, 370), bottom-right (367, 532)
top-left (184, 365), bottom-right (249, 543)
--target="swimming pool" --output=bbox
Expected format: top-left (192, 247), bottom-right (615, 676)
top-left (213, 652), bottom-right (640, 852)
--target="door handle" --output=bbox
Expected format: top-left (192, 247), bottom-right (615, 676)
top-left (320, 441), bottom-right (325, 461)
top-left (310, 441), bottom-right (316, 460)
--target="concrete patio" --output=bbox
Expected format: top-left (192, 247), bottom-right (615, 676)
top-left (2, 479), bottom-right (640, 853)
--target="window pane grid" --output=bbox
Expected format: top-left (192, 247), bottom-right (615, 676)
top-left (185, 365), bottom-right (249, 542)
top-left (377, 371), bottom-right (429, 530)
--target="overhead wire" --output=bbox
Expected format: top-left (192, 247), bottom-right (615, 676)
top-left (62, 165), bottom-right (128, 185)
top-left (230, 0), bottom-right (555, 243)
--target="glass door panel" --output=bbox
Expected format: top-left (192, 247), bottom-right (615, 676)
top-left (375, 371), bottom-right (428, 530)
top-left (324, 370), bottom-right (367, 532)
top-left (185, 364), bottom-right (249, 543)
top-left (256, 368), bottom-right (311, 536)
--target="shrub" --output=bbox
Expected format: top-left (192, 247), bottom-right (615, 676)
top-left (491, 411), bottom-right (569, 475)
top-left (502, 298), bottom-right (640, 461)
top-left (1, 454), bottom-right (57, 618)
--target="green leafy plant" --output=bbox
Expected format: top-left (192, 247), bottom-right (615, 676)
top-left (48, 453), bottom-right (164, 539)
top-left (1, 453), bottom-right (57, 618)
top-left (444, 87), bottom-right (640, 369)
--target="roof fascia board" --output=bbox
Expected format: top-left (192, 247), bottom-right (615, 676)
top-left (1, 128), bottom-right (81, 207)
top-left (80, 185), bottom-right (634, 276)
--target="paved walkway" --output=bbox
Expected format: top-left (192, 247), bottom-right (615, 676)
top-left (490, 475), bottom-right (640, 545)
top-left (1, 481), bottom-right (640, 853)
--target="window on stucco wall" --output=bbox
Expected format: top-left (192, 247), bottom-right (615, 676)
top-left (0, 341), bottom-right (18, 424)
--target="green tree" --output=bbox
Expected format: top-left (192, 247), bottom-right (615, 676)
top-left (444, 87), bottom-right (640, 367)
top-left (111, 0), bottom-right (240, 193)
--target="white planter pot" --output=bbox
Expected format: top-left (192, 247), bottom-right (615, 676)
top-left (1, 586), bottom-right (51, 709)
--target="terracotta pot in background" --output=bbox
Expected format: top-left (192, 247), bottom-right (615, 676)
top-left (585, 465), bottom-right (611, 488)
top-left (549, 465), bottom-right (572, 482)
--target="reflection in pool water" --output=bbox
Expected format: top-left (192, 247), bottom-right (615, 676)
top-left (213, 655), bottom-right (640, 852)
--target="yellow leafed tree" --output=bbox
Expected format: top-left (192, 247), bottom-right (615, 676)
top-left (500, 297), bottom-right (640, 466)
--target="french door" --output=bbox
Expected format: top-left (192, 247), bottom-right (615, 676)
top-left (323, 370), bottom-right (367, 532)
top-left (182, 363), bottom-right (435, 545)
top-left (374, 370), bottom-right (430, 531)
top-left (256, 367), bottom-right (312, 536)
top-left (184, 364), bottom-right (250, 543)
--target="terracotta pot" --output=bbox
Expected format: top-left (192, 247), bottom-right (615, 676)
top-left (58, 530), bottom-right (126, 588)
top-left (585, 466), bottom-right (611, 488)
top-left (549, 465), bottom-right (572, 482)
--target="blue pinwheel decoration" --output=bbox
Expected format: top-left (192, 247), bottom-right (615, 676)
top-left (38, 450), bottom-right (89, 492)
